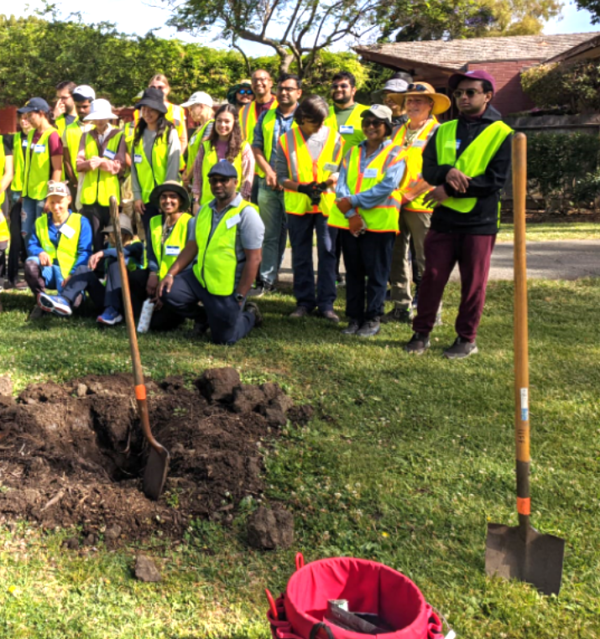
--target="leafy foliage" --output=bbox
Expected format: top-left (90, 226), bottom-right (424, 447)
top-left (574, 0), bottom-right (600, 22)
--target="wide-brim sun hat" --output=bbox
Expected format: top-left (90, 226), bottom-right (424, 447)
top-left (150, 180), bottom-right (191, 212)
top-left (84, 98), bottom-right (118, 121)
top-left (135, 87), bottom-right (168, 115)
top-left (389, 82), bottom-right (451, 116)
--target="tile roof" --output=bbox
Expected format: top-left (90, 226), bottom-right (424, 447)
top-left (356, 33), bottom-right (600, 70)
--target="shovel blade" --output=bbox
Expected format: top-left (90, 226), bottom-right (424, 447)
top-left (485, 523), bottom-right (565, 595)
top-left (143, 446), bottom-right (170, 501)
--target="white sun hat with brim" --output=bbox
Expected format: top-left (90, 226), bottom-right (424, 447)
top-left (180, 91), bottom-right (213, 108)
top-left (84, 98), bottom-right (118, 121)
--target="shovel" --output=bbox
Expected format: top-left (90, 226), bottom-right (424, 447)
top-left (484, 133), bottom-right (565, 595)
top-left (109, 196), bottom-right (170, 500)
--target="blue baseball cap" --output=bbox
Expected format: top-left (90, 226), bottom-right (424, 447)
top-left (18, 97), bottom-right (51, 114)
top-left (207, 160), bottom-right (238, 180)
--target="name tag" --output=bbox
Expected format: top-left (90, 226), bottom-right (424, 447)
top-left (226, 213), bottom-right (241, 229)
top-left (164, 245), bottom-right (180, 256)
top-left (340, 125), bottom-right (354, 135)
top-left (22, 139), bottom-right (29, 148)
top-left (134, 154), bottom-right (143, 164)
top-left (412, 140), bottom-right (426, 149)
top-left (60, 224), bottom-right (75, 239)
top-left (104, 149), bottom-right (116, 160)
top-left (190, 134), bottom-right (197, 145)
top-left (456, 139), bottom-right (462, 150)
top-left (323, 162), bottom-right (338, 173)
top-left (363, 168), bottom-right (378, 179)
top-left (34, 144), bottom-right (46, 153)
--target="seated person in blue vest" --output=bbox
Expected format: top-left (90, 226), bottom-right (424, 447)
top-left (24, 181), bottom-right (93, 319)
top-left (127, 180), bottom-right (194, 331)
top-left (275, 95), bottom-right (344, 322)
top-left (405, 70), bottom-right (512, 359)
top-left (157, 161), bottom-right (264, 345)
top-left (85, 213), bottom-right (145, 326)
top-left (330, 105), bottom-right (405, 338)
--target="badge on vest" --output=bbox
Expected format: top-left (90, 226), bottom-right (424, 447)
top-left (34, 144), bottom-right (46, 153)
top-left (164, 245), bottom-right (180, 256)
top-left (456, 139), bottom-right (462, 150)
top-left (363, 168), bottom-right (379, 179)
top-left (340, 125), bottom-right (354, 135)
top-left (412, 140), bottom-right (426, 148)
top-left (60, 224), bottom-right (76, 239)
top-left (226, 213), bottom-right (241, 229)
top-left (104, 149), bottom-right (116, 160)
top-left (134, 154), bottom-right (143, 164)
top-left (22, 139), bottom-right (29, 148)
top-left (323, 162), bottom-right (339, 173)
top-left (190, 135), bottom-right (197, 145)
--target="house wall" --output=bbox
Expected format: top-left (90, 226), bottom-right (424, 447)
top-left (0, 107), bottom-right (17, 134)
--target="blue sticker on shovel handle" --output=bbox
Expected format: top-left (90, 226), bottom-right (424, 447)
top-left (520, 388), bottom-right (529, 421)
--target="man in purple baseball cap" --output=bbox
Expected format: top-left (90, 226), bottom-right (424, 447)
top-left (404, 68), bottom-right (513, 359)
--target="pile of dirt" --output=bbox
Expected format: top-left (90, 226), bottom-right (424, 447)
top-left (0, 369), bottom-right (312, 545)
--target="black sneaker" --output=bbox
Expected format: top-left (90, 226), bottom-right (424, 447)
top-left (341, 320), bottom-right (360, 335)
top-left (444, 337), bottom-right (478, 360)
top-left (356, 319), bottom-right (381, 338)
top-left (27, 305), bottom-right (45, 321)
top-left (246, 302), bottom-right (263, 328)
top-left (381, 306), bottom-right (413, 324)
top-left (405, 332), bottom-right (430, 355)
top-left (289, 306), bottom-right (311, 318)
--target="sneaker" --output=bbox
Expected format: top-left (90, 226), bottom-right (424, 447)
top-left (319, 309), bottom-right (340, 324)
top-left (246, 302), bottom-right (263, 328)
top-left (97, 306), bottom-right (123, 326)
top-left (27, 305), bottom-right (45, 321)
top-left (381, 306), bottom-right (413, 324)
top-left (341, 320), bottom-right (360, 335)
top-left (443, 336), bottom-right (478, 360)
top-left (356, 319), bottom-right (381, 338)
top-left (336, 274), bottom-right (346, 288)
top-left (38, 293), bottom-right (72, 317)
top-left (405, 332), bottom-right (430, 355)
top-left (247, 282), bottom-right (276, 298)
top-left (289, 306), bottom-right (311, 319)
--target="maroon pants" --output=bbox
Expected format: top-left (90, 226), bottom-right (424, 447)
top-left (413, 229), bottom-right (496, 342)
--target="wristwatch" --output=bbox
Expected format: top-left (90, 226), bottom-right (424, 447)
top-left (235, 293), bottom-right (245, 303)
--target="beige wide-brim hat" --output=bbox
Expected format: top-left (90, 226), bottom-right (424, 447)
top-left (389, 82), bottom-right (451, 116)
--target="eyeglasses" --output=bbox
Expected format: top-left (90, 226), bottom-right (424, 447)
top-left (453, 89), bottom-right (484, 98)
top-left (407, 83), bottom-right (428, 92)
top-left (362, 118), bottom-right (385, 128)
top-left (238, 89), bottom-right (253, 96)
top-left (208, 176), bottom-right (233, 184)
top-left (279, 85), bottom-right (299, 93)
top-left (331, 83), bottom-right (351, 89)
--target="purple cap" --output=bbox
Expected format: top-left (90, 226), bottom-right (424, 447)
top-left (448, 70), bottom-right (496, 94)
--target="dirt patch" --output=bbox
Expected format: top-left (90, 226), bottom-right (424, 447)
top-left (0, 369), bottom-right (312, 545)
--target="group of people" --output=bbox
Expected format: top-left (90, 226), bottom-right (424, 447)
top-left (0, 66), bottom-right (512, 357)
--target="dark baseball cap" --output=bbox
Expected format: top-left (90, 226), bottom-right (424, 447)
top-left (207, 160), bottom-right (238, 180)
top-left (18, 97), bottom-right (51, 114)
top-left (449, 70), bottom-right (496, 94)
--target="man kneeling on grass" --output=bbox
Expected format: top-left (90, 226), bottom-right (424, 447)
top-left (157, 161), bottom-right (264, 345)
top-left (24, 181), bottom-right (92, 319)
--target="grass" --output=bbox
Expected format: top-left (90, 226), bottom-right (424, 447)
top-left (497, 221), bottom-right (600, 242)
top-left (0, 280), bottom-right (599, 639)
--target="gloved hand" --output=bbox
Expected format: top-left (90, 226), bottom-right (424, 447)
top-left (297, 182), bottom-right (317, 196)
top-left (348, 213), bottom-right (367, 237)
top-left (315, 181), bottom-right (329, 194)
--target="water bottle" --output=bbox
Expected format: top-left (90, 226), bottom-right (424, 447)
top-left (137, 299), bottom-right (155, 333)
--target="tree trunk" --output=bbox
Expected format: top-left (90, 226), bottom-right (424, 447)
top-left (278, 51), bottom-right (295, 75)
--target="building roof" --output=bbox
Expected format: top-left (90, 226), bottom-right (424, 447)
top-left (356, 33), bottom-right (600, 71)
top-left (545, 33), bottom-right (600, 63)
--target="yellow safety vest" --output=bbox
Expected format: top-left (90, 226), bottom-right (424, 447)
top-left (132, 132), bottom-right (170, 204)
top-left (0, 140), bottom-right (8, 239)
top-left (329, 143), bottom-right (401, 233)
top-left (280, 125), bottom-right (342, 216)
top-left (240, 99), bottom-right (278, 145)
top-left (435, 119), bottom-right (513, 213)
top-left (35, 213), bottom-right (82, 279)
top-left (134, 103), bottom-right (185, 141)
top-left (80, 130), bottom-right (124, 206)
top-left (324, 103), bottom-right (368, 149)
top-left (392, 117), bottom-right (438, 213)
top-left (12, 131), bottom-right (28, 193)
top-left (123, 121), bottom-right (136, 153)
top-left (23, 128), bottom-right (59, 200)
top-left (187, 119), bottom-right (213, 180)
top-left (193, 200), bottom-right (253, 296)
top-left (64, 121), bottom-right (90, 181)
top-left (199, 141), bottom-right (248, 206)
top-left (55, 114), bottom-right (78, 137)
top-left (149, 213), bottom-right (192, 279)
top-left (258, 109), bottom-right (296, 179)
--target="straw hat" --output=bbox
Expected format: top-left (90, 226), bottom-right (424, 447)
top-left (389, 82), bottom-right (451, 116)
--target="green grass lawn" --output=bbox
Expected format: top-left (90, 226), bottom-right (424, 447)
top-left (497, 221), bottom-right (600, 242)
top-left (0, 280), bottom-right (599, 639)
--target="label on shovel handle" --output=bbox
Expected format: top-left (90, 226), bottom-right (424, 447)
top-left (520, 388), bottom-right (529, 422)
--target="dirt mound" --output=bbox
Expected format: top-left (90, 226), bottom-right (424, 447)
top-left (0, 369), bottom-right (312, 545)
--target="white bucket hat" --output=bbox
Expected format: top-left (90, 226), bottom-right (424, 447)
top-left (84, 98), bottom-right (118, 121)
top-left (181, 91), bottom-right (213, 108)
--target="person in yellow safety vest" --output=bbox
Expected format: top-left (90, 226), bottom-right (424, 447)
top-left (381, 82), bottom-right (450, 326)
top-left (276, 95), bottom-right (344, 322)
top-left (18, 98), bottom-right (63, 246)
top-left (131, 88), bottom-right (181, 238)
top-left (227, 80), bottom-right (254, 111)
top-left (76, 98), bottom-right (128, 256)
top-left (180, 92), bottom-right (215, 189)
top-left (62, 85), bottom-right (96, 207)
top-left (24, 181), bottom-right (93, 321)
top-left (241, 70), bottom-right (277, 204)
top-left (157, 161), bottom-right (265, 345)
top-left (371, 73), bottom-right (413, 129)
top-left (53, 81), bottom-right (78, 136)
top-left (331, 105), bottom-right (406, 338)
top-left (191, 104), bottom-right (254, 213)
top-left (0, 133), bottom-right (15, 287)
top-left (405, 70), bottom-right (513, 359)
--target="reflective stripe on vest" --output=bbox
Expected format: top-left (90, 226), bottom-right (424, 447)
top-left (23, 128), bottom-right (58, 200)
top-left (80, 131), bottom-right (124, 206)
top-left (187, 119), bottom-right (213, 181)
top-left (324, 103), bottom-right (368, 149)
top-left (35, 213), bottom-right (82, 280)
top-left (435, 119), bottom-right (513, 213)
top-left (328, 144), bottom-right (401, 233)
top-left (166, 103), bottom-right (186, 140)
top-left (193, 200), bottom-right (252, 295)
top-left (12, 132), bottom-right (27, 193)
top-left (64, 122), bottom-right (87, 181)
top-left (200, 141), bottom-right (247, 206)
top-left (149, 213), bottom-right (192, 280)
top-left (280, 125), bottom-right (341, 216)
top-left (133, 133), bottom-right (170, 204)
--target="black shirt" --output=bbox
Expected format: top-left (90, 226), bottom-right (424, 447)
top-left (2, 134), bottom-right (14, 156)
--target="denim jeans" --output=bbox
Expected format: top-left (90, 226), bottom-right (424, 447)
top-left (21, 197), bottom-right (46, 246)
top-left (257, 179), bottom-right (287, 286)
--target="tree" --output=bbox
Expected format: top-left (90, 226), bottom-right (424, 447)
top-left (574, 0), bottom-right (600, 22)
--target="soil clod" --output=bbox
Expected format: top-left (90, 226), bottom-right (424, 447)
top-left (135, 555), bottom-right (162, 582)
top-left (247, 506), bottom-right (294, 550)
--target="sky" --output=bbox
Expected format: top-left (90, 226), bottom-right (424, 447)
top-left (0, 0), bottom-right (597, 57)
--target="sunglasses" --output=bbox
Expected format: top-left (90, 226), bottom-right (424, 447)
top-left (453, 89), bottom-right (484, 98)
top-left (208, 176), bottom-right (234, 184)
top-left (331, 83), bottom-right (351, 89)
top-left (407, 83), bottom-right (429, 92)
top-left (238, 89), bottom-right (253, 96)
top-left (362, 118), bottom-right (385, 128)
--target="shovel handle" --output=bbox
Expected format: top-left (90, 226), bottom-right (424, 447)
top-left (109, 197), bottom-right (163, 455)
top-left (512, 134), bottom-right (531, 524)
